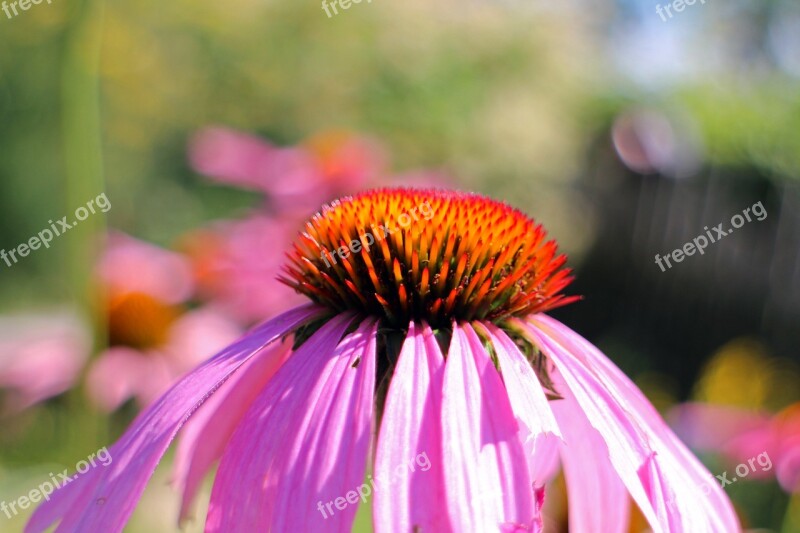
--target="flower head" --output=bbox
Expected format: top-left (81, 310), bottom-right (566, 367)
top-left (87, 233), bottom-right (241, 411)
top-left (281, 188), bottom-right (577, 328)
top-left (29, 189), bottom-right (740, 533)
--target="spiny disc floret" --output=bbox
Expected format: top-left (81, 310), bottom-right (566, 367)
top-left (280, 188), bottom-right (577, 328)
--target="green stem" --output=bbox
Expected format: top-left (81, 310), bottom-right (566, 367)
top-left (62, 0), bottom-right (106, 310)
top-left (61, 0), bottom-right (108, 444)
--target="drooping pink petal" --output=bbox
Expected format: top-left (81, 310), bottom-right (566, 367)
top-left (206, 317), bottom-right (375, 532)
top-left (483, 324), bottom-right (562, 486)
top-left (171, 338), bottom-right (293, 522)
top-left (441, 323), bottom-right (537, 531)
top-left (373, 322), bottom-right (449, 532)
top-left (519, 315), bottom-right (740, 533)
top-left (550, 385), bottom-right (630, 533)
top-left (26, 303), bottom-right (323, 533)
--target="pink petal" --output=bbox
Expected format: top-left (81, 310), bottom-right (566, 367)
top-left (519, 315), bottom-right (740, 533)
top-left (26, 303), bottom-right (322, 533)
top-left (0, 312), bottom-right (89, 412)
top-left (373, 322), bottom-right (450, 532)
top-left (551, 386), bottom-right (630, 533)
top-left (171, 338), bottom-right (293, 522)
top-left (188, 127), bottom-right (324, 201)
top-left (483, 324), bottom-right (562, 485)
top-left (441, 323), bottom-right (537, 531)
top-left (206, 318), bottom-right (375, 532)
top-left (188, 127), bottom-right (278, 189)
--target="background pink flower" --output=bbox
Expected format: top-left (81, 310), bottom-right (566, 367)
top-left (87, 233), bottom-right (242, 411)
top-left (97, 232), bottom-right (194, 305)
top-left (671, 402), bottom-right (800, 493)
top-left (189, 127), bottom-right (385, 212)
top-left (0, 312), bottom-right (89, 413)
top-left (88, 308), bottom-right (241, 411)
top-left (180, 215), bottom-right (306, 324)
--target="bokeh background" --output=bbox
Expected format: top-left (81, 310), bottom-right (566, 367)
top-left (1, 0), bottom-right (799, 531)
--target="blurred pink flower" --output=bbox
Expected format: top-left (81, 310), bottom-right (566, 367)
top-left (189, 127), bottom-right (384, 212)
top-left (88, 309), bottom-right (241, 412)
top-left (0, 312), bottom-right (89, 413)
top-left (87, 233), bottom-right (241, 411)
top-left (670, 402), bottom-right (800, 493)
top-left (180, 215), bottom-right (305, 324)
top-left (98, 231), bottom-right (194, 304)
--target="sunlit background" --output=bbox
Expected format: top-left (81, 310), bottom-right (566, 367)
top-left (1, 0), bottom-right (799, 531)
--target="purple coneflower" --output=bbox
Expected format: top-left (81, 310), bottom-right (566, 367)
top-left (87, 233), bottom-right (241, 411)
top-left (28, 189), bottom-right (739, 532)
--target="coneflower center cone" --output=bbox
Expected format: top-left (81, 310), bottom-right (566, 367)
top-left (280, 189), bottom-right (578, 331)
top-left (107, 292), bottom-right (179, 349)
